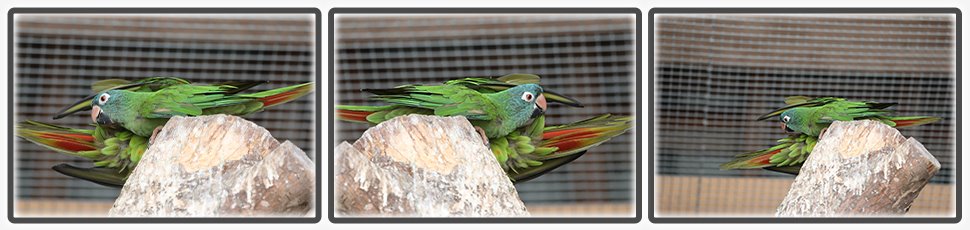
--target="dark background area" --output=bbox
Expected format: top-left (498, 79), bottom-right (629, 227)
top-left (334, 14), bottom-right (637, 206)
top-left (13, 15), bottom-right (316, 201)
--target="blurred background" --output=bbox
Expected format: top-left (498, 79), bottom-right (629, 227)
top-left (654, 14), bottom-right (955, 216)
top-left (13, 14), bottom-right (316, 216)
top-left (334, 14), bottom-right (637, 216)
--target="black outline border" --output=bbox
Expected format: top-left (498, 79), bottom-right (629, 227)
top-left (6, 8), bottom-right (323, 224)
top-left (328, 7), bottom-right (642, 224)
top-left (647, 7), bottom-right (962, 224)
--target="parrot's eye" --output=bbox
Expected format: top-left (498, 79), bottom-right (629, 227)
top-left (521, 92), bottom-right (534, 102)
top-left (782, 115), bottom-right (791, 123)
top-left (98, 94), bottom-right (110, 105)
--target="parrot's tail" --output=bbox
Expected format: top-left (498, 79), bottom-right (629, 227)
top-left (539, 114), bottom-right (633, 159)
top-left (335, 105), bottom-right (388, 123)
top-left (719, 148), bottom-right (780, 170)
top-left (507, 114), bottom-right (632, 183)
top-left (16, 120), bottom-right (98, 158)
top-left (52, 164), bottom-right (128, 188)
top-left (247, 82), bottom-right (314, 108)
top-left (890, 116), bottom-right (941, 128)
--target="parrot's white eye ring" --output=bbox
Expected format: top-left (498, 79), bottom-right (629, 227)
top-left (782, 115), bottom-right (791, 123)
top-left (521, 92), bottom-right (534, 102)
top-left (98, 94), bottom-right (110, 105)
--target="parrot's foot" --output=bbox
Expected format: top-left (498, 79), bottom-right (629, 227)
top-left (819, 128), bottom-right (828, 139)
top-left (148, 126), bottom-right (163, 145)
top-left (473, 126), bottom-right (490, 146)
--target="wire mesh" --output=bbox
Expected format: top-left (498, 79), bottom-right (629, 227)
top-left (654, 14), bottom-right (955, 216)
top-left (13, 14), bottom-right (316, 205)
top-left (334, 14), bottom-right (637, 207)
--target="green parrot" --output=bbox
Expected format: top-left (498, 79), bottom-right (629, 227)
top-left (53, 77), bottom-right (265, 119)
top-left (91, 82), bottom-right (314, 137)
top-left (338, 74), bottom-right (632, 182)
top-left (337, 83), bottom-right (547, 139)
top-left (494, 114), bottom-right (632, 182)
top-left (721, 96), bottom-right (940, 174)
top-left (16, 120), bottom-right (145, 187)
top-left (18, 79), bottom-right (313, 187)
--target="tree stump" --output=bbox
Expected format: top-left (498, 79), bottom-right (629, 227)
top-left (776, 120), bottom-right (940, 216)
top-left (108, 115), bottom-right (314, 217)
top-left (335, 114), bottom-right (529, 217)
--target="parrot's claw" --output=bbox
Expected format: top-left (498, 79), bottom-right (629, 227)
top-left (473, 126), bottom-right (489, 146)
top-left (819, 128), bottom-right (828, 140)
top-left (148, 126), bottom-right (163, 145)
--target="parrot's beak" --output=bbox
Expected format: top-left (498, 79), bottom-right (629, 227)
top-left (781, 122), bottom-right (795, 133)
top-left (91, 105), bottom-right (101, 123)
top-left (92, 105), bottom-right (111, 125)
top-left (531, 94), bottom-right (547, 118)
top-left (537, 94), bottom-right (547, 112)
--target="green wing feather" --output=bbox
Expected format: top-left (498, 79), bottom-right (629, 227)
top-left (720, 134), bottom-right (815, 174)
top-left (495, 114), bottom-right (633, 183)
top-left (367, 84), bottom-right (497, 120)
top-left (446, 74), bottom-right (583, 107)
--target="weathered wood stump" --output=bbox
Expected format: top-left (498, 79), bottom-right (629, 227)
top-left (109, 115), bottom-right (314, 217)
top-left (776, 120), bottom-right (940, 216)
top-left (335, 114), bottom-right (529, 217)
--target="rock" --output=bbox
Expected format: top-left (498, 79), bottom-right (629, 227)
top-left (335, 114), bottom-right (530, 217)
top-left (776, 120), bottom-right (940, 217)
top-left (108, 115), bottom-right (314, 217)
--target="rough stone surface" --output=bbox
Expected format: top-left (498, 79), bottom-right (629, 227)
top-left (109, 115), bottom-right (314, 217)
top-left (335, 114), bottom-right (529, 217)
top-left (776, 120), bottom-right (940, 217)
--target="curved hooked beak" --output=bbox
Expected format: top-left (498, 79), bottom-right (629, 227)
top-left (781, 122), bottom-right (795, 133)
top-left (531, 94), bottom-right (547, 118)
top-left (91, 105), bottom-right (111, 125)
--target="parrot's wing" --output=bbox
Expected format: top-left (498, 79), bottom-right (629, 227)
top-left (756, 97), bottom-right (841, 121)
top-left (367, 85), bottom-right (497, 120)
top-left (91, 79), bottom-right (133, 92)
top-left (539, 114), bottom-right (633, 159)
top-left (140, 85), bottom-right (229, 118)
top-left (721, 134), bottom-right (815, 172)
top-left (764, 166), bottom-right (801, 175)
top-left (51, 164), bottom-right (127, 188)
top-left (509, 150), bottom-right (587, 183)
top-left (446, 75), bottom-right (584, 107)
top-left (498, 114), bottom-right (633, 183)
top-left (783, 96), bottom-right (814, 105)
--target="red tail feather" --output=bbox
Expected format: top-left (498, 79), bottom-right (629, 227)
top-left (259, 85), bottom-right (312, 107)
top-left (542, 128), bottom-right (605, 152)
top-left (542, 129), bottom-right (598, 140)
top-left (37, 133), bottom-right (96, 152)
top-left (893, 117), bottom-right (938, 128)
top-left (337, 109), bottom-right (373, 122)
top-left (753, 149), bottom-right (782, 166)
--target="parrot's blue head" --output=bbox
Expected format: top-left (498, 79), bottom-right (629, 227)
top-left (505, 83), bottom-right (547, 120)
top-left (779, 109), bottom-right (803, 134)
top-left (91, 90), bottom-right (123, 127)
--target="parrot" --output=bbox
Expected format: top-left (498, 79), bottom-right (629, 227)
top-left (721, 96), bottom-right (940, 174)
top-left (16, 78), bottom-right (313, 187)
top-left (16, 120), bottom-right (145, 187)
top-left (52, 77), bottom-right (266, 119)
top-left (336, 73), bottom-right (583, 132)
top-left (495, 114), bottom-right (633, 182)
top-left (337, 74), bottom-right (632, 182)
top-left (336, 83), bottom-right (547, 139)
top-left (91, 82), bottom-right (314, 137)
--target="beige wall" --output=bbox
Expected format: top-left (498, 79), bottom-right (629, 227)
top-left (656, 175), bottom-right (955, 217)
